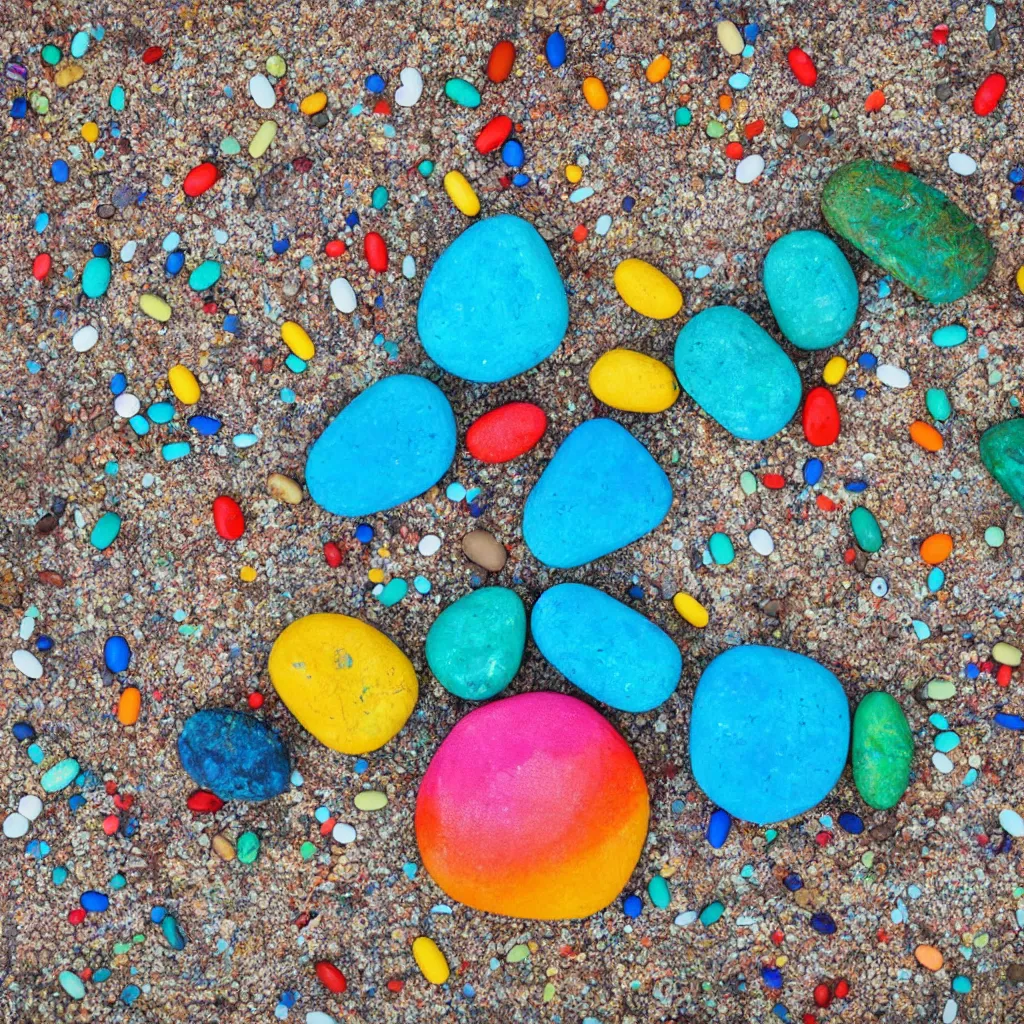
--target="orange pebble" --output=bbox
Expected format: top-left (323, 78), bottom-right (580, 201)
top-left (865, 89), bottom-right (886, 112)
top-left (719, 94), bottom-right (733, 111)
top-left (725, 141), bottom-right (744, 159)
top-left (117, 686), bottom-right (141, 725)
top-left (645, 54), bottom-right (671, 84)
top-left (920, 533), bottom-right (953, 565)
top-left (914, 944), bottom-right (944, 972)
top-left (572, 224), bottom-right (588, 242)
top-left (744, 118), bottom-right (765, 139)
top-left (816, 494), bottom-right (838, 512)
top-left (909, 420), bottom-right (943, 452)
top-left (892, 159), bottom-right (912, 172)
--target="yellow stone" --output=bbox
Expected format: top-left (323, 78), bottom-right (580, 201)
top-left (368, 568), bottom-right (385, 584)
top-left (443, 170), bottom-right (480, 217)
top-left (589, 348), bottom-right (679, 412)
top-left (823, 355), bottom-right (848, 386)
top-left (281, 320), bottom-right (314, 360)
top-left (139, 293), bottom-right (172, 322)
top-left (249, 119), bottom-right (277, 158)
top-left (354, 790), bottom-right (388, 811)
top-left (168, 364), bottom-right (201, 404)
top-left (993, 642), bottom-right (1022, 667)
top-left (55, 64), bottom-right (84, 88)
top-left (564, 165), bottom-right (582, 185)
top-left (673, 592), bottom-right (709, 628)
top-left (412, 937), bottom-right (449, 985)
top-left (268, 613), bottom-right (418, 754)
top-left (240, 566), bottom-right (257, 582)
top-left (267, 473), bottom-right (303, 504)
top-left (1017, 265), bottom-right (1024, 295)
top-left (299, 91), bottom-right (327, 115)
top-left (613, 259), bottom-right (683, 320)
top-left (81, 121), bottom-right (99, 143)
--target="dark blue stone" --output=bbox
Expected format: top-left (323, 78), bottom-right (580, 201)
top-left (355, 524), bottom-right (373, 543)
top-left (36, 635), bottom-right (53, 651)
top-left (622, 894), bottom-right (642, 918)
top-left (845, 480), bottom-right (867, 492)
top-left (545, 30), bottom-right (566, 68)
top-left (706, 808), bottom-right (731, 849)
top-left (783, 872), bottom-right (803, 891)
top-left (110, 373), bottom-right (127, 395)
top-left (857, 352), bottom-right (877, 368)
top-left (51, 160), bottom-right (69, 183)
top-left (761, 967), bottom-right (783, 989)
top-left (345, 211), bottom-right (359, 227)
top-left (1009, 166), bottom-right (1024, 184)
top-left (803, 458), bottom-right (823, 485)
top-left (104, 635), bottom-right (131, 673)
top-left (810, 911), bottom-right (837, 934)
top-left (365, 73), bottom-right (385, 93)
top-left (995, 712), bottom-right (1024, 731)
top-left (11, 97), bottom-right (27, 118)
top-left (838, 811), bottom-right (864, 834)
top-left (272, 238), bottom-right (290, 254)
top-left (177, 709), bottom-right (290, 802)
top-left (69, 794), bottom-right (86, 812)
top-left (81, 890), bottom-right (109, 912)
top-left (92, 242), bottom-right (111, 258)
top-left (188, 414), bottom-right (222, 435)
top-left (223, 314), bottom-right (239, 333)
top-left (165, 251), bottom-right (185, 275)
top-left (12, 722), bottom-right (36, 741)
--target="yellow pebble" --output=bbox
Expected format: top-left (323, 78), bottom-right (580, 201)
top-left (823, 355), bottom-right (848, 386)
top-left (443, 170), bottom-right (480, 217)
top-left (589, 348), bottom-right (679, 412)
top-left (212, 834), bottom-right (236, 861)
top-left (249, 119), bottom-right (278, 158)
top-left (673, 592), bottom-right (709, 628)
top-left (240, 566), bottom-right (257, 582)
top-left (368, 568), bottom-right (385, 584)
top-left (993, 641), bottom-right (1022, 667)
top-left (281, 320), bottom-right (314, 360)
top-left (1017, 265), bottom-right (1024, 294)
top-left (168, 364), bottom-right (201, 405)
top-left (565, 164), bottom-right (583, 184)
top-left (81, 121), bottom-right (99, 143)
top-left (354, 790), bottom-right (388, 811)
top-left (646, 55), bottom-right (671, 83)
top-left (55, 64), bottom-right (84, 88)
top-left (582, 76), bottom-right (609, 110)
top-left (299, 91), bottom-right (327, 115)
top-left (139, 293), bottom-right (172, 323)
top-left (377, 547), bottom-right (390, 558)
top-left (613, 258), bottom-right (683, 320)
top-left (267, 473), bottom-right (303, 504)
top-left (412, 937), bottom-right (450, 985)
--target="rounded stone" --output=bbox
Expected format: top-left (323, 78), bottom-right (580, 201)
top-left (852, 692), bottom-right (913, 809)
top-left (689, 645), bottom-right (850, 824)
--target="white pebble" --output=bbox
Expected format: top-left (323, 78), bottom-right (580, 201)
top-left (307, 1013), bottom-right (339, 1024)
top-left (876, 363), bottom-right (910, 388)
top-left (932, 751), bottom-right (954, 774)
top-left (596, 214), bottom-right (613, 236)
top-left (870, 577), bottom-right (889, 597)
top-left (748, 528), bottom-right (774, 555)
top-left (332, 821), bottom-right (356, 844)
top-left (674, 910), bottom-right (698, 926)
top-left (735, 154), bottom-right (765, 184)
top-left (18, 794), bottom-right (43, 821)
top-left (418, 534), bottom-right (442, 556)
top-left (330, 277), bottom-right (357, 314)
top-left (402, 255), bottom-right (415, 279)
top-left (942, 997), bottom-right (958, 1023)
top-left (19, 616), bottom-right (34, 641)
top-left (947, 152), bottom-right (977, 176)
top-left (249, 73), bottom-right (276, 109)
top-left (12, 649), bottom-right (43, 680)
top-left (72, 325), bottom-right (98, 353)
top-left (119, 240), bottom-right (137, 263)
top-left (113, 393), bottom-right (140, 418)
top-left (3, 813), bottom-right (29, 839)
top-left (394, 67), bottom-right (424, 108)
top-left (999, 808), bottom-right (1024, 837)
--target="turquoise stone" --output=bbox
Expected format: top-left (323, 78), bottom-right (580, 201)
top-left (648, 875), bottom-right (671, 908)
top-left (188, 260), bottom-right (221, 291)
top-left (708, 532), bottom-right (735, 565)
top-left (850, 506), bottom-right (883, 552)
top-left (305, 374), bottom-right (456, 516)
top-left (689, 645), bottom-right (850, 824)
top-left (109, 84), bottom-right (125, 111)
top-left (821, 159), bottom-right (995, 304)
top-left (851, 691), bottom-right (913, 810)
top-left (530, 583), bottom-right (681, 712)
top-left (425, 587), bottom-right (526, 700)
top-left (926, 388), bottom-right (951, 422)
top-left (90, 511), bottom-right (122, 550)
top-left (417, 215), bottom-right (568, 382)
top-left (674, 306), bottom-right (801, 441)
top-left (523, 418), bottom-right (672, 568)
top-left (444, 78), bottom-right (481, 108)
top-left (932, 324), bottom-right (968, 348)
top-left (979, 418), bottom-right (1024, 508)
top-left (70, 31), bottom-right (90, 58)
top-left (762, 230), bottom-right (858, 350)
top-left (41, 758), bottom-right (80, 793)
top-left (82, 257), bottom-right (111, 298)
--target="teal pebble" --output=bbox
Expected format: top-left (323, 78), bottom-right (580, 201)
top-left (220, 136), bottom-right (241, 155)
top-left (418, 160), bottom-right (434, 177)
top-left (110, 873), bottom-right (127, 889)
top-left (59, 971), bottom-right (86, 1000)
top-left (674, 106), bottom-right (692, 126)
top-left (82, 257), bottom-right (112, 298)
top-left (161, 914), bottom-right (187, 950)
top-left (964, 768), bottom-right (978, 786)
top-left (188, 260), bottom-right (221, 291)
top-left (129, 415), bottom-right (149, 436)
top-left (850, 506), bottom-right (883, 552)
top-left (148, 402), bottom-right (175, 423)
top-left (162, 442), bottom-right (191, 461)
top-left (28, 744), bottom-right (44, 764)
top-left (285, 354), bottom-right (307, 373)
top-left (929, 713), bottom-right (949, 730)
top-left (699, 901), bottom-right (724, 926)
top-left (932, 324), bottom-right (968, 348)
top-left (927, 567), bottom-right (945, 592)
top-left (378, 578), bottom-right (408, 606)
top-left (648, 875), bottom-right (671, 908)
top-left (444, 78), bottom-right (481, 108)
top-left (372, 185), bottom-right (388, 208)
top-left (413, 575), bottom-right (431, 594)
top-left (90, 512), bottom-right (122, 550)
top-left (912, 619), bottom-right (931, 640)
top-left (926, 388), bottom-right (952, 422)
top-left (92, 968), bottom-right (111, 983)
top-left (109, 85), bottom-right (126, 111)
top-left (41, 758), bottom-right (80, 794)
top-left (934, 731), bottom-right (960, 752)
top-left (952, 976), bottom-right (972, 994)
top-left (709, 532), bottom-right (735, 565)
top-left (52, 866), bottom-right (68, 885)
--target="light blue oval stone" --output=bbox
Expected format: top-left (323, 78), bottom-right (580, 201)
top-left (523, 418), bottom-right (672, 568)
top-left (762, 231), bottom-right (858, 350)
top-left (148, 402), bottom-right (175, 423)
top-left (417, 215), bottom-right (568, 382)
top-left (162, 442), bottom-right (191, 461)
top-left (728, 72), bottom-right (751, 90)
top-left (689, 645), bottom-right (850, 824)
top-left (927, 566), bottom-right (945, 591)
top-left (82, 257), bottom-right (112, 298)
top-left (177, 709), bottom-right (289, 802)
top-left (70, 31), bottom-right (90, 58)
top-left (932, 324), bottom-right (968, 348)
top-left (674, 306), bottom-right (801, 440)
top-left (305, 374), bottom-right (456, 516)
top-left (109, 85), bottom-right (125, 111)
top-left (531, 583), bottom-right (681, 712)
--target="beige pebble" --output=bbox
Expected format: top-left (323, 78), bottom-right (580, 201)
top-left (462, 530), bottom-right (506, 571)
top-left (212, 834), bottom-right (236, 861)
top-left (267, 473), bottom-right (303, 504)
top-left (993, 641), bottom-right (1022, 667)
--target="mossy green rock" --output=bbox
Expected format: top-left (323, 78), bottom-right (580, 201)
top-left (425, 587), bottom-right (526, 700)
top-left (852, 691), bottom-right (913, 810)
top-left (979, 418), bottom-right (1024, 509)
top-left (821, 159), bottom-right (994, 304)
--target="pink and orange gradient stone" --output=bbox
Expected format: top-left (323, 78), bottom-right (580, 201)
top-left (415, 692), bottom-right (649, 920)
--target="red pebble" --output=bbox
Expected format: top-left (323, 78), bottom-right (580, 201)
top-left (787, 47), bottom-right (817, 86)
top-left (803, 386), bottom-right (840, 447)
top-left (998, 663), bottom-right (1012, 687)
top-left (744, 119), bottom-right (765, 140)
top-left (487, 40), bottom-right (516, 82)
top-left (325, 239), bottom-right (346, 257)
top-left (212, 495), bottom-right (245, 540)
top-left (892, 159), bottom-right (912, 173)
top-left (202, 302), bottom-right (217, 314)
top-left (980, 660), bottom-right (994, 672)
top-left (931, 24), bottom-right (949, 45)
top-left (183, 162), bottom-right (219, 198)
top-left (725, 141), bottom-right (744, 160)
top-left (386, 979), bottom-right (404, 993)
top-left (364, 232), bottom-right (388, 272)
top-left (817, 494), bottom-right (837, 512)
top-left (973, 73), bottom-right (1006, 116)
top-left (803, 1016), bottom-right (818, 1024)
top-left (247, 692), bottom-right (264, 709)
top-left (762, 473), bottom-right (785, 490)
top-left (102, 814), bottom-right (119, 835)
top-left (373, 99), bottom-right (391, 115)
top-left (814, 984), bottom-right (832, 1007)
top-left (324, 541), bottom-right (343, 567)
top-left (320, 818), bottom-right (336, 835)
top-left (815, 829), bottom-right (833, 845)
top-left (834, 978), bottom-right (850, 999)
top-left (315, 961), bottom-right (347, 994)
top-left (475, 114), bottom-right (513, 154)
top-left (186, 789), bottom-right (225, 813)
top-left (142, 45), bottom-right (164, 64)
top-left (770, 929), bottom-right (785, 945)
top-left (112, 793), bottom-right (133, 811)
top-left (572, 224), bottom-right (588, 242)
top-left (843, 547), bottom-right (856, 564)
top-left (105, 780), bottom-right (118, 795)
top-left (68, 908), bottom-right (87, 925)
top-left (466, 402), bottom-right (547, 463)
top-left (33, 253), bottom-right (52, 280)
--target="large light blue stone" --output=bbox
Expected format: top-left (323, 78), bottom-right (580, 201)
top-left (689, 645), bottom-right (849, 824)
top-left (531, 583), bottom-right (681, 712)
top-left (306, 374), bottom-right (456, 516)
top-left (523, 418), bottom-right (672, 568)
top-left (674, 306), bottom-right (801, 441)
top-left (762, 230), bottom-right (858, 350)
top-left (177, 709), bottom-right (290, 802)
top-left (417, 214), bottom-right (568, 382)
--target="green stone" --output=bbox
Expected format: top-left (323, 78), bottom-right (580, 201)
top-left (708, 532), bottom-right (735, 565)
top-left (444, 78), bottom-right (481, 108)
top-left (979, 419), bottom-right (1024, 508)
top-left (42, 44), bottom-right (62, 66)
top-left (82, 256), bottom-right (112, 298)
top-left (30, 91), bottom-right (49, 115)
top-left (425, 587), bottom-right (526, 700)
top-left (926, 388), bottom-right (951, 422)
top-left (706, 120), bottom-right (725, 139)
top-left (507, 943), bottom-right (530, 963)
top-left (852, 691), bottom-right (913, 810)
top-left (821, 159), bottom-right (995, 304)
top-left (266, 55), bottom-right (286, 77)
top-left (220, 136), bottom-right (241, 155)
top-left (90, 511), bottom-right (122, 550)
top-left (236, 831), bottom-right (260, 864)
top-left (188, 260), bottom-right (222, 291)
top-left (850, 506), bottom-right (882, 552)
top-left (300, 841), bottom-right (316, 860)
top-left (739, 471), bottom-right (757, 495)
top-left (648, 875), bottom-right (670, 908)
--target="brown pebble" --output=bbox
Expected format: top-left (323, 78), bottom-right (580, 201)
top-left (36, 513), bottom-right (59, 535)
top-left (38, 570), bottom-right (65, 587)
top-left (212, 833), bottom-right (236, 861)
top-left (1008, 964), bottom-right (1024, 983)
top-left (461, 530), bottom-right (506, 572)
top-left (96, 204), bottom-right (115, 219)
top-left (869, 820), bottom-right (896, 842)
